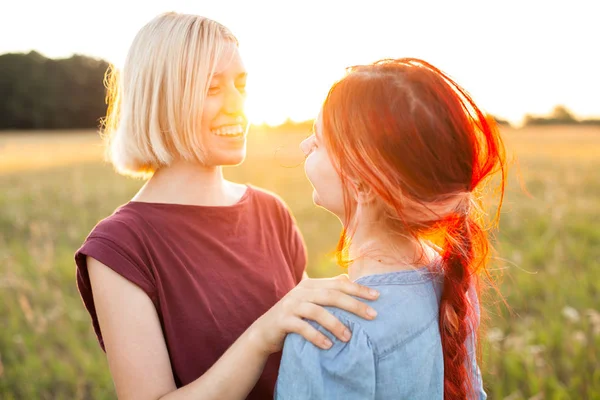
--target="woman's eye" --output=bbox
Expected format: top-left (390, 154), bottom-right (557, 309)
top-left (308, 140), bottom-right (318, 155)
top-left (208, 86), bottom-right (221, 95)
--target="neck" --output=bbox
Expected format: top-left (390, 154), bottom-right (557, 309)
top-left (132, 160), bottom-right (239, 206)
top-left (346, 220), bottom-right (432, 281)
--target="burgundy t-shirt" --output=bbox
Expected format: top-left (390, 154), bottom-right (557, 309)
top-left (75, 185), bottom-right (307, 399)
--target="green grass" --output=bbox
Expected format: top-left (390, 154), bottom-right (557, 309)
top-left (0, 127), bottom-right (599, 399)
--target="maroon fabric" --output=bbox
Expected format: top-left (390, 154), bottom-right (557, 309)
top-left (75, 185), bottom-right (307, 399)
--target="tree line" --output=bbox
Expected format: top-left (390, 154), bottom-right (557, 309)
top-left (0, 51), bottom-right (109, 130)
top-left (0, 51), bottom-right (598, 132)
top-left (522, 105), bottom-right (600, 127)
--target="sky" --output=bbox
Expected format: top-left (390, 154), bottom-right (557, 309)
top-left (1, 0), bottom-right (598, 126)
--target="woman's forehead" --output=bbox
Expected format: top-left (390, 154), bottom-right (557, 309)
top-left (314, 112), bottom-right (323, 138)
top-left (213, 45), bottom-right (246, 78)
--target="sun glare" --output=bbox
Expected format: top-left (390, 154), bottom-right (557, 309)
top-left (244, 83), bottom-right (321, 126)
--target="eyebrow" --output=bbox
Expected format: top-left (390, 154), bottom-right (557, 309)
top-left (211, 72), bottom-right (247, 81)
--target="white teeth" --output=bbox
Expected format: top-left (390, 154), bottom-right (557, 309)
top-left (211, 124), bottom-right (244, 137)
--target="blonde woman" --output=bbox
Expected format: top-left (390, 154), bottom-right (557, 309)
top-left (75, 12), bottom-right (379, 400)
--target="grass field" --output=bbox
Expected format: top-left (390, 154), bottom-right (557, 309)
top-left (0, 126), bottom-right (599, 399)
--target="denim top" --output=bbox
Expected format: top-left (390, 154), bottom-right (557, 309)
top-left (275, 265), bottom-right (486, 399)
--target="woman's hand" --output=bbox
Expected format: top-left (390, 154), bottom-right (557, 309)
top-left (249, 275), bottom-right (379, 355)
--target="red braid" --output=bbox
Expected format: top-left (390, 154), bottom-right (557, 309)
top-left (439, 214), bottom-right (480, 399)
top-left (321, 58), bottom-right (506, 399)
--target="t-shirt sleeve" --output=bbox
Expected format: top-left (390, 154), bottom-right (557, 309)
top-left (288, 219), bottom-right (307, 283)
top-left (275, 314), bottom-right (376, 400)
top-left (74, 216), bottom-right (157, 351)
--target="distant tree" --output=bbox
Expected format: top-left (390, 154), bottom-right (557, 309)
top-left (550, 105), bottom-right (576, 123)
top-left (0, 51), bottom-right (109, 131)
top-left (523, 105), bottom-right (586, 126)
top-left (489, 115), bottom-right (511, 127)
top-left (523, 114), bottom-right (544, 126)
top-left (580, 119), bottom-right (600, 126)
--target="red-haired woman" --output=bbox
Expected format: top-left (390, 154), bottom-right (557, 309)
top-left (276, 58), bottom-right (506, 400)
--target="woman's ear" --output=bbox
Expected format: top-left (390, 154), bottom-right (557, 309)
top-left (353, 181), bottom-right (376, 205)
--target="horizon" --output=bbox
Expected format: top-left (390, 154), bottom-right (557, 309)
top-left (3, 49), bottom-right (597, 128)
top-left (1, 0), bottom-right (598, 125)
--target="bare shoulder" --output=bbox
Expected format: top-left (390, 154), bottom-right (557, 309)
top-left (87, 256), bottom-right (177, 399)
top-left (87, 255), bottom-right (141, 291)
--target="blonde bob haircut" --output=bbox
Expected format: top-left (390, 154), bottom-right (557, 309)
top-left (102, 12), bottom-right (238, 177)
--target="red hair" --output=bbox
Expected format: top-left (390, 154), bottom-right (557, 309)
top-left (320, 58), bottom-right (506, 399)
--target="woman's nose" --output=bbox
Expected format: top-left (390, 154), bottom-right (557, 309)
top-left (300, 136), bottom-right (313, 156)
top-left (224, 86), bottom-right (245, 115)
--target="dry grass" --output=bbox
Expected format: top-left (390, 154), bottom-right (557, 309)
top-left (0, 125), bottom-right (598, 399)
top-left (0, 131), bottom-right (103, 175)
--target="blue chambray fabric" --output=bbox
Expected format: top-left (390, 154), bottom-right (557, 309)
top-left (275, 266), bottom-right (486, 400)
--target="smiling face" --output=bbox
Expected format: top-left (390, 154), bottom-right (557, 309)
top-left (300, 112), bottom-right (348, 219)
top-left (200, 44), bottom-right (249, 167)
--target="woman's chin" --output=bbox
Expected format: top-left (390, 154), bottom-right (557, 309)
top-left (312, 190), bottom-right (325, 208)
top-left (312, 191), bottom-right (340, 217)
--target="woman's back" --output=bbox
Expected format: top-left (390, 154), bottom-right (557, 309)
top-left (276, 264), bottom-right (486, 399)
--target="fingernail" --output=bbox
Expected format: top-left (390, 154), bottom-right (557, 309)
top-left (323, 338), bottom-right (333, 348)
top-left (343, 328), bottom-right (352, 341)
top-left (369, 289), bottom-right (379, 297)
top-left (367, 307), bottom-right (378, 318)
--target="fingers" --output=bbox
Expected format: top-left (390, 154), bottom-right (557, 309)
top-left (304, 275), bottom-right (380, 301)
top-left (336, 276), bottom-right (380, 300)
top-left (295, 302), bottom-right (352, 342)
top-left (334, 274), bottom-right (350, 280)
top-left (288, 318), bottom-right (334, 349)
top-left (308, 289), bottom-right (378, 321)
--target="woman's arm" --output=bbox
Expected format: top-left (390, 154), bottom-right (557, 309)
top-left (87, 257), bottom-right (177, 399)
top-left (88, 257), bottom-right (379, 400)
